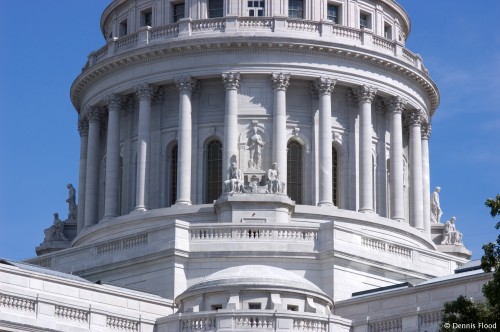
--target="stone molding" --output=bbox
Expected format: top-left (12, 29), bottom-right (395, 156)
top-left (407, 109), bottom-right (423, 126)
top-left (85, 106), bottom-right (103, 123)
top-left (222, 72), bottom-right (241, 90)
top-left (271, 72), bottom-right (290, 91)
top-left (104, 93), bottom-right (126, 110)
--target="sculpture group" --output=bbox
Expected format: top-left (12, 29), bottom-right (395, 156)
top-left (224, 162), bottom-right (285, 194)
top-left (42, 184), bottom-right (77, 243)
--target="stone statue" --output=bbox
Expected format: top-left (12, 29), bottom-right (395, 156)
top-left (225, 162), bottom-right (244, 193)
top-left (441, 216), bottom-right (463, 245)
top-left (44, 213), bottom-right (69, 242)
top-left (430, 187), bottom-right (442, 223)
top-left (247, 126), bottom-right (265, 169)
top-left (66, 183), bottom-right (77, 220)
top-left (267, 163), bottom-right (282, 194)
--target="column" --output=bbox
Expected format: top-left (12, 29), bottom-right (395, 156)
top-left (408, 109), bottom-right (424, 231)
top-left (134, 84), bottom-right (155, 211)
top-left (271, 73), bottom-right (290, 191)
top-left (222, 72), bottom-right (240, 183)
top-left (77, 118), bottom-right (89, 233)
top-left (313, 77), bottom-right (337, 206)
top-left (388, 96), bottom-right (405, 222)
top-left (421, 122), bottom-right (431, 235)
top-left (83, 107), bottom-right (102, 229)
top-left (355, 85), bottom-right (377, 213)
top-left (103, 94), bottom-right (124, 218)
top-left (175, 76), bottom-right (197, 205)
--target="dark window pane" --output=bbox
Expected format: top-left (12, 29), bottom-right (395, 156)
top-left (170, 145), bottom-right (178, 206)
top-left (208, 0), bottom-right (224, 18)
top-left (206, 140), bottom-right (223, 203)
top-left (332, 147), bottom-right (338, 206)
top-left (287, 140), bottom-right (303, 204)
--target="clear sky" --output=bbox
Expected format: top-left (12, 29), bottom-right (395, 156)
top-left (0, 1), bottom-right (499, 261)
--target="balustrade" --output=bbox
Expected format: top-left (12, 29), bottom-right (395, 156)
top-left (85, 17), bottom-right (422, 74)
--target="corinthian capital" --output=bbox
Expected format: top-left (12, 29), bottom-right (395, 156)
top-left (135, 84), bottom-right (157, 101)
top-left (421, 122), bottom-right (431, 139)
top-left (78, 118), bottom-right (89, 136)
top-left (175, 76), bottom-right (199, 93)
top-left (407, 109), bottom-right (423, 126)
top-left (271, 73), bottom-right (290, 91)
top-left (313, 77), bottom-right (337, 95)
top-left (388, 96), bottom-right (405, 114)
top-left (355, 85), bottom-right (378, 103)
top-left (222, 72), bottom-right (241, 90)
top-left (86, 106), bottom-right (103, 123)
top-left (104, 93), bottom-right (125, 111)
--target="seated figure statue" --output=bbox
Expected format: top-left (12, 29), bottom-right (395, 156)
top-left (441, 216), bottom-right (463, 245)
top-left (44, 213), bottom-right (69, 242)
top-left (225, 162), bottom-right (244, 193)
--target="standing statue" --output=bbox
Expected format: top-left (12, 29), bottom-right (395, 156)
top-left (247, 126), bottom-right (265, 169)
top-left (441, 216), bottom-right (463, 245)
top-left (225, 162), bottom-right (244, 193)
top-left (66, 184), bottom-right (77, 220)
top-left (44, 213), bottom-right (69, 242)
top-left (267, 163), bottom-right (282, 193)
top-left (430, 187), bottom-right (442, 223)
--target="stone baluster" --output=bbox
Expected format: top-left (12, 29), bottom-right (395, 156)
top-left (313, 77), bottom-right (337, 206)
top-left (222, 72), bottom-right (240, 185)
top-left (355, 85), bottom-right (377, 213)
top-left (103, 94), bottom-right (124, 218)
top-left (83, 107), bottom-right (103, 228)
top-left (388, 96), bottom-right (405, 222)
top-left (408, 109), bottom-right (424, 231)
top-left (421, 122), bottom-right (431, 234)
top-left (77, 118), bottom-right (89, 233)
top-left (271, 73), bottom-right (290, 192)
top-left (175, 76), bottom-right (198, 205)
top-left (134, 84), bottom-right (156, 211)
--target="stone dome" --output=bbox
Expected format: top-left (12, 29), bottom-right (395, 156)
top-left (178, 265), bottom-right (330, 302)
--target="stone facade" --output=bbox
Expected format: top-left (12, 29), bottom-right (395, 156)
top-left (10, 0), bottom-right (487, 331)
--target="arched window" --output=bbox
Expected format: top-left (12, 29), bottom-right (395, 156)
top-left (332, 146), bottom-right (339, 207)
top-left (205, 140), bottom-right (223, 203)
top-left (169, 144), bottom-right (178, 206)
top-left (287, 140), bottom-right (303, 204)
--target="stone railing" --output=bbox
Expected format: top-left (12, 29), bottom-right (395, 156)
top-left (164, 310), bottom-right (337, 332)
top-left (0, 292), bottom-right (36, 312)
top-left (419, 310), bottom-right (442, 329)
top-left (190, 224), bottom-right (318, 243)
top-left (55, 305), bottom-right (89, 322)
top-left (85, 17), bottom-right (426, 74)
top-left (361, 236), bottom-right (412, 259)
top-left (107, 315), bottom-right (139, 331)
top-left (96, 233), bottom-right (148, 256)
top-left (370, 318), bottom-right (402, 332)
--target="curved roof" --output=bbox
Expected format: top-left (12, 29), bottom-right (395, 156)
top-left (178, 265), bottom-right (330, 302)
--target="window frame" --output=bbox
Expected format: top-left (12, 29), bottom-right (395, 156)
top-left (204, 139), bottom-right (223, 203)
top-left (288, 0), bottom-right (304, 19)
top-left (327, 3), bottom-right (340, 24)
top-left (140, 8), bottom-right (153, 27)
top-left (172, 2), bottom-right (185, 23)
top-left (287, 139), bottom-right (304, 204)
top-left (359, 11), bottom-right (372, 30)
top-left (208, 0), bottom-right (224, 18)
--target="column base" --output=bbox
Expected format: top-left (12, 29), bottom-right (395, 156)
top-left (391, 217), bottom-right (406, 223)
top-left (174, 200), bottom-right (192, 206)
top-left (133, 206), bottom-right (148, 212)
top-left (358, 208), bottom-right (375, 213)
top-left (317, 201), bottom-right (336, 208)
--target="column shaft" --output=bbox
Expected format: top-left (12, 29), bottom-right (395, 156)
top-left (77, 119), bottom-right (88, 234)
top-left (103, 94), bottom-right (123, 218)
top-left (135, 85), bottom-right (155, 211)
top-left (356, 86), bottom-right (377, 213)
top-left (409, 110), bottom-right (424, 231)
top-left (83, 108), bottom-right (102, 228)
top-left (314, 77), bottom-right (336, 206)
top-left (421, 123), bottom-right (431, 234)
top-left (389, 97), bottom-right (405, 221)
top-left (176, 77), bottom-right (197, 205)
top-left (222, 72), bottom-right (240, 184)
top-left (272, 73), bottom-right (290, 191)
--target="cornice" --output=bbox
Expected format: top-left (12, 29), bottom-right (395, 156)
top-left (71, 36), bottom-right (439, 117)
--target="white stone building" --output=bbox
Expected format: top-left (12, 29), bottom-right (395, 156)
top-left (1, 0), bottom-right (490, 331)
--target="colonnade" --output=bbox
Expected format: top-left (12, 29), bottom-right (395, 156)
top-left (76, 73), bottom-right (431, 237)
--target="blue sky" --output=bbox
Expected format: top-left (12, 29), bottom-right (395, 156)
top-left (0, 1), bottom-right (499, 261)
